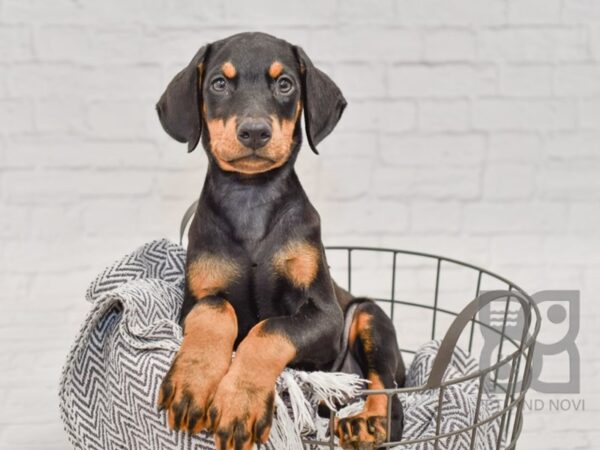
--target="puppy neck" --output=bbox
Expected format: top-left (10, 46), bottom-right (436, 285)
top-left (203, 158), bottom-right (302, 206)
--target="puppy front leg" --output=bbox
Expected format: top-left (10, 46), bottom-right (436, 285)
top-left (208, 279), bottom-right (343, 450)
top-left (158, 295), bottom-right (238, 433)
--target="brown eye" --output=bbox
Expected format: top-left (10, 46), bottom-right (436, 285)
top-left (277, 76), bottom-right (293, 94)
top-left (211, 77), bottom-right (227, 92)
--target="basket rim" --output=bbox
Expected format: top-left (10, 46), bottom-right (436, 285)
top-left (323, 245), bottom-right (542, 394)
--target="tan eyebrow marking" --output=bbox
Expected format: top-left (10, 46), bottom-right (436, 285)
top-left (222, 61), bottom-right (237, 79)
top-left (269, 61), bottom-right (284, 79)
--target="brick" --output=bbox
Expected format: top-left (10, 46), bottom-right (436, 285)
top-left (76, 0), bottom-right (160, 25)
top-left (394, 0), bottom-right (505, 26)
top-left (35, 98), bottom-right (87, 133)
top-left (334, 63), bottom-right (387, 99)
top-left (411, 201), bottom-right (462, 233)
top-left (143, 0), bottom-right (226, 26)
top-left (388, 64), bottom-right (497, 97)
top-left (0, 274), bottom-right (30, 304)
top-left (0, 423), bottom-right (69, 449)
top-left (5, 63), bottom-right (88, 98)
top-left (472, 99), bottom-right (577, 131)
top-left (494, 266), bottom-right (582, 292)
top-left (376, 101), bottom-right (418, 133)
top-left (158, 139), bottom-right (208, 170)
top-left (321, 157), bottom-right (373, 200)
top-left (490, 235), bottom-right (545, 265)
top-left (310, 28), bottom-right (421, 62)
top-left (1, 387), bottom-right (66, 423)
top-left (0, 25), bottom-right (33, 61)
top-left (544, 236), bottom-right (600, 264)
top-left (562, 0), bottom-right (600, 23)
top-left (88, 99), bottom-right (152, 138)
top-left (325, 132), bottom-right (381, 159)
top-left (488, 133), bottom-right (543, 162)
top-left (373, 165), bottom-right (481, 200)
top-left (138, 197), bottom-right (194, 237)
top-left (1, 169), bottom-right (154, 202)
top-left (545, 132), bottom-right (600, 160)
top-left (295, 151), bottom-right (321, 194)
top-left (0, 205), bottom-right (30, 239)
top-left (591, 24), bottom-right (600, 60)
top-left (385, 235), bottom-right (491, 266)
top-left (479, 28), bottom-right (589, 62)
top-left (319, 198), bottom-right (410, 236)
top-left (85, 26), bottom-right (148, 63)
top-left (507, 0), bottom-right (562, 24)
top-left (224, 0), bottom-right (336, 25)
top-left (463, 202), bottom-right (567, 234)
top-left (33, 25), bottom-right (89, 62)
top-left (1, 0), bottom-right (85, 24)
top-left (423, 29), bottom-right (476, 61)
top-left (418, 99), bottom-right (470, 131)
top-left (540, 161), bottom-right (600, 199)
top-left (29, 205), bottom-right (82, 240)
top-left (0, 240), bottom-right (92, 274)
top-left (555, 64), bottom-right (600, 96)
top-left (0, 67), bottom-right (7, 98)
top-left (337, 0), bottom-right (396, 23)
top-left (87, 66), bottom-right (164, 100)
top-left (482, 163), bottom-right (536, 200)
top-left (22, 273), bottom-right (90, 311)
top-left (380, 134), bottom-right (486, 166)
top-left (579, 98), bottom-right (600, 129)
top-left (2, 138), bottom-right (161, 170)
top-left (500, 65), bottom-right (554, 97)
top-left (82, 199), bottom-right (140, 236)
top-left (155, 169), bottom-right (204, 200)
top-left (337, 100), bottom-right (417, 133)
top-left (140, 29), bottom-right (218, 66)
top-left (568, 202), bottom-right (600, 233)
top-left (0, 99), bottom-right (34, 134)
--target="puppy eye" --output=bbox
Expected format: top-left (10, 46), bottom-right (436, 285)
top-left (276, 76), bottom-right (294, 94)
top-left (211, 77), bottom-right (227, 92)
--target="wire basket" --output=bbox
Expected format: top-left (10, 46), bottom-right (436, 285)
top-left (302, 246), bottom-right (541, 450)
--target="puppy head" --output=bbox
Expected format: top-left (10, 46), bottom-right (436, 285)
top-left (156, 32), bottom-right (346, 176)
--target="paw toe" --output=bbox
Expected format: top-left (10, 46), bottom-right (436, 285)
top-left (336, 415), bottom-right (388, 449)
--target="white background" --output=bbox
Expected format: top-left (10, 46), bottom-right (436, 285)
top-left (1, 0), bottom-right (599, 448)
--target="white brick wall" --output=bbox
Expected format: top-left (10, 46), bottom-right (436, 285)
top-left (1, 1), bottom-right (599, 448)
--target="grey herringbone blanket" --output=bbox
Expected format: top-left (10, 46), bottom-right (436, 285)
top-left (59, 239), bottom-right (501, 450)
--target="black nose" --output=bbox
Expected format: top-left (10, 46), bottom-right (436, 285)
top-left (237, 120), bottom-right (272, 150)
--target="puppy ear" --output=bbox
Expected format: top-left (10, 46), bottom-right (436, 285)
top-left (156, 45), bottom-right (209, 153)
top-left (294, 46), bottom-right (347, 154)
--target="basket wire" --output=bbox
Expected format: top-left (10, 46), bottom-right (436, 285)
top-left (301, 246), bottom-right (542, 450)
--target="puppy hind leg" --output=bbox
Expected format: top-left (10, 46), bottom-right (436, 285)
top-left (336, 300), bottom-right (405, 449)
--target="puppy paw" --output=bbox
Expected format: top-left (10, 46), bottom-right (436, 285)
top-left (208, 372), bottom-right (275, 450)
top-left (157, 350), bottom-right (229, 433)
top-left (335, 413), bottom-right (388, 450)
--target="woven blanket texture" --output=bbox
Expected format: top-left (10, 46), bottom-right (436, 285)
top-left (59, 239), bottom-right (502, 450)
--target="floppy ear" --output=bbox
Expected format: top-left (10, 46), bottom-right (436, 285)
top-left (294, 46), bottom-right (347, 155)
top-left (156, 45), bottom-right (209, 153)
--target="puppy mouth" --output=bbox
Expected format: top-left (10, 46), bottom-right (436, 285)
top-left (228, 153), bottom-right (275, 164)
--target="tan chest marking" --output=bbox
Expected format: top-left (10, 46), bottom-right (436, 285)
top-left (187, 254), bottom-right (240, 300)
top-left (273, 240), bottom-right (320, 289)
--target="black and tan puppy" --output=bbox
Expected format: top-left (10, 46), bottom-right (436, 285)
top-left (156, 32), bottom-right (405, 450)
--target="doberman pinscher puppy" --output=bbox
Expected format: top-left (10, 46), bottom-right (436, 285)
top-left (156, 32), bottom-right (405, 450)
